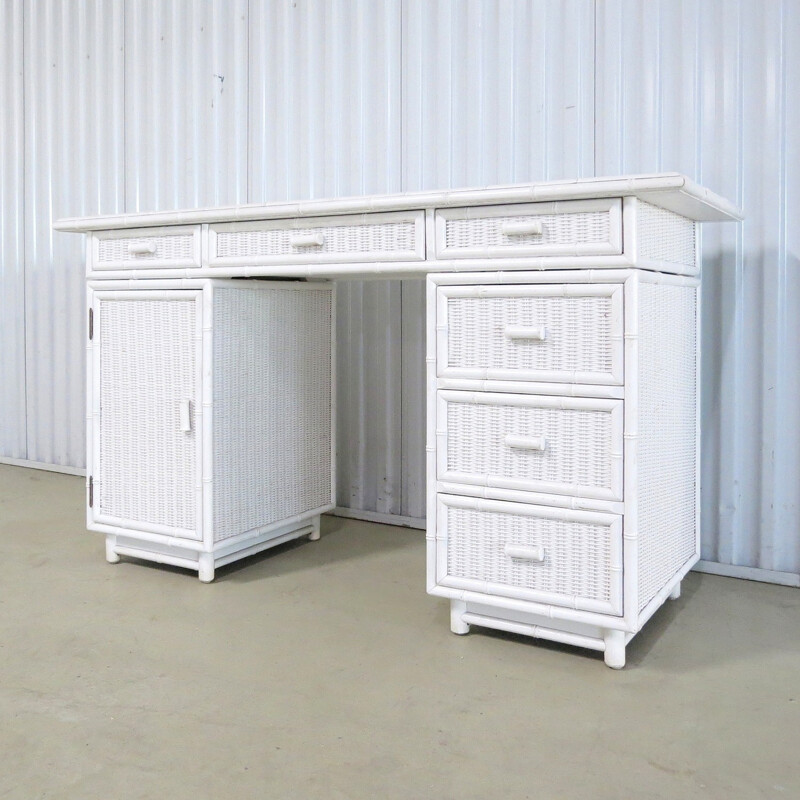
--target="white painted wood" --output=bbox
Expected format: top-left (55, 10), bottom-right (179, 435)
top-left (427, 251), bottom-right (705, 664)
top-left (436, 390), bottom-right (624, 502)
top-left (207, 210), bottom-right (425, 267)
top-left (435, 283), bottom-right (625, 386)
top-left (87, 278), bottom-right (335, 581)
top-left (66, 178), bottom-right (725, 667)
top-left (434, 199), bottom-right (623, 259)
top-left (55, 175), bottom-right (738, 232)
top-left (91, 226), bottom-right (202, 271)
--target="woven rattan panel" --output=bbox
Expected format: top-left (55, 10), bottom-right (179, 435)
top-left (444, 210), bottom-right (611, 249)
top-left (212, 287), bottom-right (332, 542)
top-left (97, 297), bottom-right (198, 532)
top-left (447, 294), bottom-right (614, 375)
top-left (98, 234), bottom-right (195, 263)
top-left (637, 201), bottom-right (696, 267)
top-left (637, 283), bottom-right (697, 611)
top-left (446, 505), bottom-right (613, 604)
top-left (215, 221), bottom-right (416, 258)
top-left (445, 400), bottom-right (614, 494)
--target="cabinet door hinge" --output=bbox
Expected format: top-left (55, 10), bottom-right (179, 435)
top-left (88, 307), bottom-right (94, 340)
top-left (88, 476), bottom-right (94, 507)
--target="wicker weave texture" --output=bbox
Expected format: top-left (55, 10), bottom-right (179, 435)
top-left (444, 210), bottom-right (612, 251)
top-left (444, 399), bottom-right (616, 495)
top-left (97, 233), bottom-right (195, 264)
top-left (445, 504), bottom-right (615, 606)
top-left (97, 296), bottom-right (199, 533)
top-left (215, 221), bottom-right (416, 259)
top-left (211, 286), bottom-right (332, 542)
top-left (446, 294), bottom-right (615, 377)
top-left (637, 201), bottom-right (696, 267)
top-left (637, 282), bottom-right (697, 611)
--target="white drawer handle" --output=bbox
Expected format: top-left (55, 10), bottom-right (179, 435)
top-left (179, 399), bottom-right (192, 433)
top-left (504, 544), bottom-right (545, 562)
top-left (504, 434), bottom-right (547, 451)
top-left (501, 219), bottom-right (543, 237)
top-left (128, 241), bottom-right (157, 255)
top-left (290, 232), bottom-right (325, 248)
top-left (504, 325), bottom-right (547, 341)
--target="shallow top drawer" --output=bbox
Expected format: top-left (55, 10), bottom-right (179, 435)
top-left (91, 226), bottom-right (201, 270)
top-left (209, 210), bottom-right (425, 266)
top-left (437, 284), bottom-right (624, 385)
top-left (435, 198), bottom-right (622, 259)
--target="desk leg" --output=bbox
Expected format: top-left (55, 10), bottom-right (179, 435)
top-left (450, 600), bottom-right (470, 635)
top-left (603, 629), bottom-right (626, 669)
top-left (105, 535), bottom-right (120, 564)
top-left (198, 553), bottom-right (215, 583)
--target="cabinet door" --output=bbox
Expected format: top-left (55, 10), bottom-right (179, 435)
top-left (89, 290), bottom-right (203, 540)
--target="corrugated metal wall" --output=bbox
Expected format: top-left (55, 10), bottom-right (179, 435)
top-left (0, 0), bottom-right (797, 581)
top-left (0, 1), bottom-right (26, 460)
top-left (125, 1), bottom-right (249, 210)
top-left (595, 0), bottom-right (800, 580)
top-left (23, 0), bottom-right (125, 470)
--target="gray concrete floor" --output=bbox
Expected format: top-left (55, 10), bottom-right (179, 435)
top-left (1, 464), bottom-right (798, 800)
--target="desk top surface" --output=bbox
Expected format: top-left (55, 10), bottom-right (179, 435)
top-left (55, 173), bottom-right (741, 233)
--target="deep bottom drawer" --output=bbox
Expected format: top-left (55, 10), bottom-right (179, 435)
top-left (434, 495), bottom-right (623, 616)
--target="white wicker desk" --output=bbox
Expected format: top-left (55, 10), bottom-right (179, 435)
top-left (56, 174), bottom-right (740, 668)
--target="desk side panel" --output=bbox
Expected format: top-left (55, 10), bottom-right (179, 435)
top-left (211, 283), bottom-right (334, 541)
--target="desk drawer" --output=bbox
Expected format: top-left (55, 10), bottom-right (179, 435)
top-left (438, 391), bottom-right (623, 501)
top-left (209, 210), bottom-right (425, 266)
top-left (91, 227), bottom-right (201, 270)
top-left (435, 198), bottom-right (622, 259)
top-left (435, 495), bottom-right (623, 616)
top-left (437, 284), bottom-right (624, 385)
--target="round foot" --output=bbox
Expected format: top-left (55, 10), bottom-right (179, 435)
top-left (604, 630), bottom-right (626, 669)
top-left (669, 581), bottom-right (681, 600)
top-left (450, 601), bottom-right (470, 635)
top-left (198, 554), bottom-right (215, 583)
top-left (105, 537), bottom-right (120, 564)
top-left (308, 516), bottom-right (321, 541)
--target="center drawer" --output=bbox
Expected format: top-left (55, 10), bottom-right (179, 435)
top-left (436, 283), bottom-right (624, 385)
top-left (437, 391), bottom-right (623, 501)
top-left (208, 210), bottom-right (425, 266)
top-left (434, 495), bottom-right (623, 616)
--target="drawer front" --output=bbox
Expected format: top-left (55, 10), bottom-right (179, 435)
top-left (438, 391), bottom-right (623, 501)
top-left (92, 226), bottom-right (201, 270)
top-left (434, 495), bottom-right (623, 616)
top-left (209, 210), bottom-right (425, 265)
top-left (435, 198), bottom-right (622, 259)
top-left (437, 284), bottom-right (624, 385)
